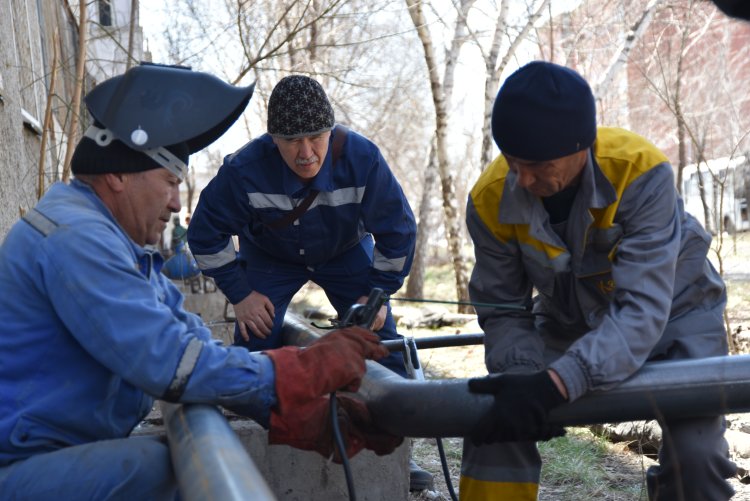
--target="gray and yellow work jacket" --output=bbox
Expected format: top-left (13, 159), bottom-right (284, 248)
top-left (466, 127), bottom-right (726, 402)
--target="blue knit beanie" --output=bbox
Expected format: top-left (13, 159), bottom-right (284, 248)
top-left (491, 61), bottom-right (596, 161)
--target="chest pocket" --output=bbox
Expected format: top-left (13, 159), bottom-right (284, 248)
top-left (577, 224), bottom-right (623, 299)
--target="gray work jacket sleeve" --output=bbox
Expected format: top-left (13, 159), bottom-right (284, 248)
top-left (466, 197), bottom-right (546, 374)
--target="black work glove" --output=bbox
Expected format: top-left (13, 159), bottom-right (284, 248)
top-left (468, 371), bottom-right (567, 445)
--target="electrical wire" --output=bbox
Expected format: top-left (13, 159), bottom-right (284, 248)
top-left (436, 438), bottom-right (458, 501)
top-left (330, 393), bottom-right (357, 501)
top-left (390, 296), bottom-right (529, 311)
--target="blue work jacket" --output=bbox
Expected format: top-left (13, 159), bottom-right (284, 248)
top-left (187, 126), bottom-right (416, 304)
top-left (0, 180), bottom-right (276, 466)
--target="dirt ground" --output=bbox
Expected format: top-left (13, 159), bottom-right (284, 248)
top-left (291, 232), bottom-right (750, 500)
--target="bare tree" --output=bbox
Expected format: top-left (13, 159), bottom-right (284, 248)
top-left (406, 0), bottom-right (472, 311)
top-left (592, 0), bottom-right (663, 101)
top-left (62, 1), bottom-right (88, 183)
top-left (404, 0), bottom-right (476, 301)
top-left (406, 139), bottom-right (438, 299)
top-left (625, 0), bottom-right (750, 350)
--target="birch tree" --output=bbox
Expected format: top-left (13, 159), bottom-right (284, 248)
top-left (406, 0), bottom-right (476, 301)
top-left (405, 0), bottom-right (472, 311)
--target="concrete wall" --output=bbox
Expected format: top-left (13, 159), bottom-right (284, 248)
top-left (0, 0), bottom-right (142, 241)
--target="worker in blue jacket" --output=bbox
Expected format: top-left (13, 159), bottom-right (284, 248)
top-left (461, 61), bottom-right (736, 500)
top-left (186, 75), bottom-right (432, 490)
top-left (187, 75), bottom-right (417, 375)
top-left (0, 64), bottom-right (398, 499)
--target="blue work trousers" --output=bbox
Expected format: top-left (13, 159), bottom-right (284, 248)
top-left (0, 436), bottom-right (177, 500)
top-left (234, 237), bottom-right (407, 377)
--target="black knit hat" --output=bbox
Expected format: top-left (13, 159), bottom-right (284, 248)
top-left (71, 122), bottom-right (189, 175)
top-left (267, 75), bottom-right (335, 138)
top-left (491, 61), bottom-right (596, 161)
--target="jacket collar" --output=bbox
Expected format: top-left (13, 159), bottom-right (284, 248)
top-left (497, 149), bottom-right (617, 226)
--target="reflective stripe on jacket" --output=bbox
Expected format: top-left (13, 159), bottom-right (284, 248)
top-left (467, 127), bottom-right (725, 401)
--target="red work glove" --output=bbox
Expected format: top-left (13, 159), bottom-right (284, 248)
top-left (265, 326), bottom-right (389, 409)
top-left (269, 393), bottom-right (403, 462)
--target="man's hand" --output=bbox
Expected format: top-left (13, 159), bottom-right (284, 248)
top-left (265, 328), bottom-right (395, 460)
top-left (265, 327), bottom-right (389, 405)
top-left (233, 291), bottom-right (275, 341)
top-left (356, 295), bottom-right (386, 331)
top-left (468, 370), bottom-right (567, 445)
top-left (269, 393), bottom-right (403, 462)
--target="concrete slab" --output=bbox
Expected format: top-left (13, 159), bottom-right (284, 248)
top-left (232, 419), bottom-right (410, 500)
top-left (134, 413), bottom-right (410, 500)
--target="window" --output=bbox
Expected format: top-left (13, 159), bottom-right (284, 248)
top-left (8, 0), bottom-right (43, 136)
top-left (98, 0), bottom-right (112, 27)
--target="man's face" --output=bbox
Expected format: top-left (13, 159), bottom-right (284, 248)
top-left (119, 169), bottom-right (182, 246)
top-left (504, 150), bottom-right (588, 197)
top-left (273, 132), bottom-right (331, 182)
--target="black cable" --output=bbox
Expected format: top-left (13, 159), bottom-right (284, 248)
top-left (330, 392), bottom-right (357, 501)
top-left (436, 438), bottom-right (458, 501)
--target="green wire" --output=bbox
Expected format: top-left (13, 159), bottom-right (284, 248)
top-left (389, 296), bottom-right (528, 311)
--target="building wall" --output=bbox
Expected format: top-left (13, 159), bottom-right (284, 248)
top-left (0, 0), bottom-right (141, 240)
top-left (546, 0), bottom-right (750, 169)
top-left (0, 0), bottom-right (52, 237)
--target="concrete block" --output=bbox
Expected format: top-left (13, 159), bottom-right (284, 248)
top-left (134, 416), bottom-right (410, 500)
top-left (180, 289), bottom-right (228, 324)
top-left (232, 419), bottom-right (410, 500)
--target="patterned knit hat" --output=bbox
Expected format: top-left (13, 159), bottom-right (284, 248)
top-left (267, 75), bottom-right (335, 138)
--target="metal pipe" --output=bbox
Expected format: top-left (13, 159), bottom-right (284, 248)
top-left (282, 315), bottom-right (486, 352)
top-left (281, 315), bottom-right (750, 438)
top-left (381, 333), bottom-right (484, 351)
top-left (281, 314), bottom-right (322, 347)
top-left (357, 356), bottom-right (750, 437)
top-left (161, 402), bottom-right (276, 501)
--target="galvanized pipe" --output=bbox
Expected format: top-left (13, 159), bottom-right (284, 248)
top-left (161, 402), bottom-right (276, 501)
top-left (281, 315), bottom-right (750, 438)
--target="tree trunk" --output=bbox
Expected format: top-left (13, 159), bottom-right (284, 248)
top-left (406, 0), bottom-right (471, 312)
top-left (62, 1), bottom-right (88, 183)
top-left (593, 0), bottom-right (662, 99)
top-left (405, 141), bottom-right (438, 298)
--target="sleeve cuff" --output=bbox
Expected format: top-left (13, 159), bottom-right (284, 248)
top-left (549, 353), bottom-right (590, 402)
